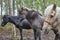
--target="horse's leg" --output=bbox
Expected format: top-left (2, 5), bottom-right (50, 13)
top-left (52, 27), bottom-right (58, 40)
top-left (33, 29), bottom-right (37, 40)
top-left (55, 32), bottom-right (60, 40)
top-left (33, 29), bottom-right (41, 40)
top-left (39, 31), bottom-right (41, 40)
top-left (55, 34), bottom-right (59, 40)
top-left (20, 29), bottom-right (23, 40)
top-left (37, 29), bottom-right (41, 40)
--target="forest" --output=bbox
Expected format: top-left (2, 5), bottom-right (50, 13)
top-left (0, 0), bottom-right (60, 40)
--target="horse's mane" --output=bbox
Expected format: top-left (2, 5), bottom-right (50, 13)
top-left (17, 7), bottom-right (43, 21)
top-left (18, 7), bottom-right (42, 16)
top-left (26, 9), bottom-right (42, 20)
top-left (2, 15), bottom-right (9, 18)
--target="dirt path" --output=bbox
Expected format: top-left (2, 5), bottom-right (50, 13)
top-left (0, 29), bottom-right (55, 40)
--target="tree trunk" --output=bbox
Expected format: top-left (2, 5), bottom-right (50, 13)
top-left (13, 0), bottom-right (15, 15)
top-left (31, 0), bottom-right (34, 9)
top-left (43, 0), bottom-right (46, 9)
top-left (9, 0), bottom-right (13, 16)
top-left (9, 0), bottom-right (16, 38)
top-left (1, 0), bottom-right (3, 23)
top-left (13, 0), bottom-right (16, 38)
top-left (4, 0), bottom-right (9, 15)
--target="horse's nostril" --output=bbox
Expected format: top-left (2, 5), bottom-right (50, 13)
top-left (50, 15), bottom-right (53, 18)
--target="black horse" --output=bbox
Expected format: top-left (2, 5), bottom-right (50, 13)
top-left (1, 15), bottom-right (31, 40)
top-left (1, 8), bottom-right (44, 40)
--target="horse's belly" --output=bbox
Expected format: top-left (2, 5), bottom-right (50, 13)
top-left (23, 26), bottom-right (31, 29)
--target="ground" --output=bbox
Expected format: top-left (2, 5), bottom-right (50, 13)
top-left (0, 27), bottom-right (56, 40)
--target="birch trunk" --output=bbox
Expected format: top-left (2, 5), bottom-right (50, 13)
top-left (9, 0), bottom-right (16, 38)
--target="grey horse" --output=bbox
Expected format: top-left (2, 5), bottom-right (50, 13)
top-left (26, 9), bottom-right (44, 40)
top-left (42, 4), bottom-right (60, 40)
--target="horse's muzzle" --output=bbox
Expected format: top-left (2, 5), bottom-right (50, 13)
top-left (1, 23), bottom-right (4, 27)
top-left (44, 29), bottom-right (50, 34)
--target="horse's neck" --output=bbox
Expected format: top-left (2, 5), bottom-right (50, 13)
top-left (38, 15), bottom-right (44, 24)
top-left (8, 17), bottom-right (24, 26)
top-left (9, 17), bottom-right (17, 25)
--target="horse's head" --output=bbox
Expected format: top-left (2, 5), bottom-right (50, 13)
top-left (18, 7), bottom-right (29, 19)
top-left (26, 9), bottom-right (38, 21)
top-left (42, 4), bottom-right (57, 34)
top-left (1, 15), bottom-right (9, 27)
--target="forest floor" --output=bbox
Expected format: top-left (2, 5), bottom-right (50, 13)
top-left (0, 27), bottom-right (56, 40)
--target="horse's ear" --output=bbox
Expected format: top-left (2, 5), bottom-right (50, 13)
top-left (21, 7), bottom-right (23, 11)
top-left (18, 7), bottom-right (23, 12)
top-left (52, 4), bottom-right (56, 11)
top-left (4, 15), bottom-right (9, 17)
top-left (25, 8), bottom-right (29, 11)
top-left (32, 9), bottom-right (35, 12)
top-left (3, 15), bottom-right (9, 18)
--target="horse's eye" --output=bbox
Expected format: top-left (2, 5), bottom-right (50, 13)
top-left (50, 15), bottom-right (54, 18)
top-left (51, 11), bottom-right (53, 13)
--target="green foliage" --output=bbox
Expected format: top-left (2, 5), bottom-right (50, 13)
top-left (0, 0), bottom-right (60, 29)
top-left (0, 0), bottom-right (60, 13)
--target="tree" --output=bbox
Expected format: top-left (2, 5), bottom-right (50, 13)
top-left (0, 0), bottom-right (2, 38)
top-left (9, 0), bottom-right (16, 38)
top-left (9, 0), bottom-right (13, 16)
top-left (4, 0), bottom-right (9, 15)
